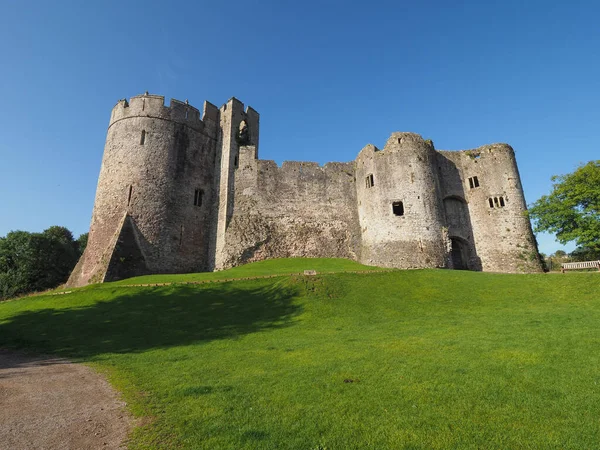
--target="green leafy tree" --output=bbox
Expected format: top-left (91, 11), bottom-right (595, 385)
top-left (40, 226), bottom-right (79, 288)
top-left (0, 231), bottom-right (33, 298)
top-left (76, 232), bottom-right (88, 256)
top-left (0, 226), bottom-right (80, 299)
top-left (529, 161), bottom-right (600, 254)
top-left (570, 246), bottom-right (600, 262)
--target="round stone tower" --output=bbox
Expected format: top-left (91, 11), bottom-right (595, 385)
top-left (67, 93), bottom-right (220, 286)
top-left (355, 132), bottom-right (448, 269)
top-left (458, 143), bottom-right (542, 272)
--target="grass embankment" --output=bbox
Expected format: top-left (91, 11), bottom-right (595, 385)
top-left (110, 257), bottom-right (386, 285)
top-left (0, 258), bottom-right (599, 449)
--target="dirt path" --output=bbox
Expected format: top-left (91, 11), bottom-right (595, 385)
top-left (0, 349), bottom-right (131, 449)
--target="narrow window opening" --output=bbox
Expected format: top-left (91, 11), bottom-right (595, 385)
top-left (185, 110), bottom-right (188, 119)
top-left (194, 189), bottom-right (204, 207)
top-left (494, 197), bottom-right (500, 208)
top-left (468, 176), bottom-right (480, 189)
top-left (392, 201), bottom-right (404, 216)
top-left (499, 196), bottom-right (505, 207)
top-left (142, 99), bottom-right (145, 111)
top-left (127, 185), bottom-right (133, 206)
top-left (179, 225), bottom-right (183, 248)
top-left (488, 198), bottom-right (494, 208)
top-left (366, 173), bottom-right (374, 188)
top-left (234, 155), bottom-right (239, 168)
top-left (140, 130), bottom-right (146, 145)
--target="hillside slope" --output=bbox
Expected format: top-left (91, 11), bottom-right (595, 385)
top-left (1, 259), bottom-right (599, 449)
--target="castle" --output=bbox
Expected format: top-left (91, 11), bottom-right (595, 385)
top-left (67, 93), bottom-right (542, 287)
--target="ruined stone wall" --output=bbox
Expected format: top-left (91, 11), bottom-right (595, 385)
top-left (67, 94), bottom-right (220, 287)
top-left (217, 145), bottom-right (361, 269)
top-left (212, 98), bottom-right (260, 270)
top-left (68, 92), bottom-right (542, 287)
top-left (355, 133), bottom-right (448, 269)
top-left (435, 152), bottom-right (480, 269)
top-left (438, 145), bottom-right (542, 272)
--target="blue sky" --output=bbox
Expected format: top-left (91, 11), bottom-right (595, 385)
top-left (1, 0), bottom-right (598, 255)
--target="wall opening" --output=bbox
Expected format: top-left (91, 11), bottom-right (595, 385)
top-left (234, 154), bottom-right (239, 168)
top-left (489, 196), bottom-right (507, 208)
top-left (366, 173), bottom-right (374, 188)
top-left (450, 237), bottom-right (468, 270)
top-left (468, 176), bottom-right (479, 188)
top-left (392, 201), bottom-right (404, 216)
top-left (194, 188), bottom-right (204, 207)
top-left (127, 185), bottom-right (133, 206)
top-left (185, 110), bottom-right (188, 119)
top-left (140, 130), bottom-right (146, 145)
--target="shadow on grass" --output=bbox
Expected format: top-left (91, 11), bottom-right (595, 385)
top-left (0, 280), bottom-right (302, 365)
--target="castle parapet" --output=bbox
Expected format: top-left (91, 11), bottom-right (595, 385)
top-left (438, 143), bottom-right (514, 163)
top-left (109, 93), bottom-right (221, 136)
top-left (203, 101), bottom-right (219, 122)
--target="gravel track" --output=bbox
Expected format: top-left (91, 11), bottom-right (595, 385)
top-left (0, 349), bottom-right (131, 449)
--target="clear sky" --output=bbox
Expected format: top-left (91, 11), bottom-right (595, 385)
top-left (1, 0), bottom-right (598, 255)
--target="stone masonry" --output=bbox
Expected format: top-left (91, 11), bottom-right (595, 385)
top-left (67, 93), bottom-right (542, 287)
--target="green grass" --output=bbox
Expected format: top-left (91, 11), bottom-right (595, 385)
top-left (0, 259), bottom-right (599, 449)
top-left (109, 257), bottom-right (386, 285)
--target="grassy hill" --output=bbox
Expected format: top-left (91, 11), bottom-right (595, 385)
top-left (1, 258), bottom-right (599, 449)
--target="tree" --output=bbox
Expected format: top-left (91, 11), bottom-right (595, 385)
top-left (0, 226), bottom-right (81, 299)
top-left (76, 232), bottom-right (88, 256)
top-left (40, 227), bottom-right (79, 289)
top-left (529, 161), bottom-right (600, 254)
top-left (569, 246), bottom-right (600, 262)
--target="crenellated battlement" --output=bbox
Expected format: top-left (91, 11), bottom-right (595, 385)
top-left (109, 93), bottom-right (222, 135)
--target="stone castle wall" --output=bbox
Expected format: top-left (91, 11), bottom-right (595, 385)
top-left (69, 94), bottom-right (221, 286)
top-left (67, 93), bottom-right (542, 287)
top-left (437, 145), bottom-right (541, 272)
top-left (217, 147), bottom-right (361, 269)
top-left (355, 133), bottom-right (448, 269)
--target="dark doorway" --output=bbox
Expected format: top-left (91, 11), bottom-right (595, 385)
top-left (450, 237), bottom-right (468, 270)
